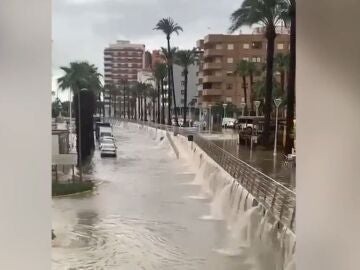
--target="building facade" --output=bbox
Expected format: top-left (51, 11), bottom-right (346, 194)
top-left (196, 32), bottom-right (290, 112)
top-left (103, 40), bottom-right (145, 116)
top-left (173, 64), bottom-right (198, 119)
top-left (104, 40), bottom-right (145, 86)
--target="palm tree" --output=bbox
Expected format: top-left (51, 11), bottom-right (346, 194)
top-left (230, 0), bottom-right (288, 145)
top-left (175, 50), bottom-right (195, 126)
top-left (154, 18), bottom-right (183, 125)
top-left (274, 53), bottom-right (289, 96)
top-left (148, 87), bottom-right (157, 122)
top-left (57, 61), bottom-right (102, 164)
top-left (161, 47), bottom-right (177, 124)
top-left (234, 60), bottom-right (250, 112)
top-left (283, 0), bottom-right (296, 155)
top-left (129, 85), bottom-right (138, 119)
top-left (153, 63), bottom-right (167, 124)
top-left (247, 61), bottom-right (259, 112)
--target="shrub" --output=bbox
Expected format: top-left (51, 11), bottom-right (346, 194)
top-left (52, 181), bottom-right (94, 196)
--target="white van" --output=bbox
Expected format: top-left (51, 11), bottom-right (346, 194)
top-left (222, 117), bottom-right (237, 128)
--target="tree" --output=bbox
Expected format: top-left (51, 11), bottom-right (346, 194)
top-left (153, 63), bottom-right (167, 124)
top-left (247, 61), bottom-right (259, 112)
top-left (52, 98), bottom-right (62, 118)
top-left (148, 87), bottom-right (158, 122)
top-left (175, 50), bottom-right (195, 126)
top-left (234, 60), bottom-right (250, 111)
top-left (274, 53), bottom-right (289, 96)
top-left (154, 18), bottom-right (183, 126)
top-left (161, 47), bottom-right (177, 124)
top-left (283, 0), bottom-right (296, 155)
top-left (104, 83), bottom-right (119, 117)
top-left (57, 61), bottom-right (102, 164)
top-left (230, 0), bottom-right (288, 146)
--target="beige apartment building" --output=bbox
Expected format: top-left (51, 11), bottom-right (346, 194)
top-left (104, 40), bottom-right (145, 86)
top-left (196, 31), bottom-right (290, 112)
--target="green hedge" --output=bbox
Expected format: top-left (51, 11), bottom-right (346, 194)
top-left (52, 181), bottom-right (94, 196)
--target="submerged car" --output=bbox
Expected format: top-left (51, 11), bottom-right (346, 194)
top-left (99, 136), bottom-right (116, 149)
top-left (100, 144), bottom-right (117, 157)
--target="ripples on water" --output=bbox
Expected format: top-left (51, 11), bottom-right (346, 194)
top-left (52, 215), bottom-right (205, 270)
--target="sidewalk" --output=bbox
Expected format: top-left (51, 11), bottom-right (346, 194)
top-left (201, 133), bottom-right (295, 190)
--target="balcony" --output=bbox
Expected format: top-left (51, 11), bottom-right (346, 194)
top-left (202, 89), bottom-right (222, 96)
top-left (203, 62), bottom-right (222, 70)
top-left (203, 75), bottom-right (223, 83)
top-left (203, 49), bottom-right (223, 57)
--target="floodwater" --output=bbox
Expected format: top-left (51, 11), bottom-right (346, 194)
top-left (52, 124), bottom-right (255, 270)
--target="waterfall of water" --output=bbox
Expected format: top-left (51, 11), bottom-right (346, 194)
top-left (150, 126), bottom-right (297, 270)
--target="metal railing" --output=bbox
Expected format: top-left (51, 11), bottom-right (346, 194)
top-left (107, 118), bottom-right (296, 233)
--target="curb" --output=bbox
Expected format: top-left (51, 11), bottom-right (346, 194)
top-left (52, 180), bottom-right (105, 198)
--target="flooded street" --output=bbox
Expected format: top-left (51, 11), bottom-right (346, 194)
top-left (52, 124), bottom-right (250, 270)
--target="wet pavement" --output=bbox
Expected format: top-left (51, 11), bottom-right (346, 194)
top-left (199, 129), bottom-right (295, 190)
top-left (52, 124), bottom-right (257, 270)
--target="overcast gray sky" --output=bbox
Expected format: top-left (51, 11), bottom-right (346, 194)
top-left (53, 0), bottom-right (247, 100)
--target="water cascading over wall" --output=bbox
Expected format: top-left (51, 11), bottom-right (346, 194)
top-left (121, 121), bottom-right (296, 270)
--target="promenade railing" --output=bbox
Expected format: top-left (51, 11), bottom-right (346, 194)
top-left (108, 118), bottom-right (296, 233)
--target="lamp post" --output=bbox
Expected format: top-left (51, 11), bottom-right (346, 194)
top-left (209, 104), bottom-right (212, 134)
top-left (77, 88), bottom-right (88, 182)
top-left (240, 102), bottom-right (246, 117)
top-left (254, 100), bottom-right (261, 117)
top-left (273, 98), bottom-right (282, 156)
top-left (222, 103), bottom-right (227, 118)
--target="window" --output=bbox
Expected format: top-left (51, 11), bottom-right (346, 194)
top-left (227, 44), bottom-right (234, 50)
top-left (215, 44), bottom-right (223, 50)
top-left (243, 43), bottom-right (250, 49)
top-left (227, 57), bottom-right (234, 64)
top-left (252, 57), bottom-right (261, 63)
top-left (181, 90), bottom-right (185, 95)
top-left (243, 57), bottom-right (249, 61)
top-left (251, 41), bottom-right (262, 49)
top-left (215, 71), bottom-right (222, 76)
top-left (181, 98), bottom-right (185, 104)
top-left (226, 71), bottom-right (233, 77)
top-left (215, 57), bottom-right (222, 63)
top-left (226, 83), bottom-right (233, 90)
top-left (226, 97), bottom-right (232, 102)
top-left (277, 43), bottom-right (284, 50)
top-left (181, 81), bottom-right (185, 86)
top-left (128, 63), bottom-right (132, 67)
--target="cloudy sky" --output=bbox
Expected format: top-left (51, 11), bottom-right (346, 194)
top-left (53, 0), bottom-right (247, 100)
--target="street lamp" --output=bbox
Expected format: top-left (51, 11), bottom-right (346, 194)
top-left (240, 102), bottom-right (246, 116)
top-left (222, 103), bottom-right (228, 118)
top-left (77, 88), bottom-right (88, 182)
top-left (209, 104), bottom-right (213, 134)
top-left (273, 97), bottom-right (282, 156)
top-left (254, 100), bottom-right (261, 117)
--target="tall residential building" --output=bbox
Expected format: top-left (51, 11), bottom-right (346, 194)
top-left (196, 31), bottom-right (290, 111)
top-left (104, 40), bottom-right (145, 86)
top-left (144, 51), bottom-right (152, 70)
top-left (151, 50), bottom-right (165, 68)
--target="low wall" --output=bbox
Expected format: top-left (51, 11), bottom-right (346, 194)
top-left (117, 120), bottom-right (295, 270)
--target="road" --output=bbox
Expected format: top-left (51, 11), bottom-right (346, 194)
top-left (52, 124), bottom-right (256, 270)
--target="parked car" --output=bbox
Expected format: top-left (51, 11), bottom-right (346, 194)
top-left (99, 137), bottom-right (116, 149)
top-left (193, 120), bottom-right (207, 129)
top-left (222, 117), bottom-right (237, 128)
top-left (99, 126), bottom-right (113, 139)
top-left (95, 122), bottom-right (111, 139)
top-left (100, 143), bottom-right (117, 157)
